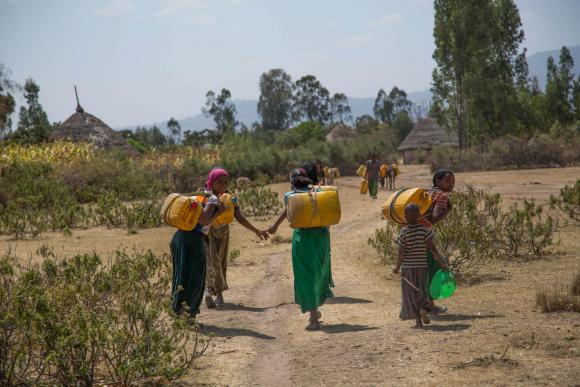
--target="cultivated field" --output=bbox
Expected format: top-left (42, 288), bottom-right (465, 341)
top-left (2, 165), bottom-right (579, 386)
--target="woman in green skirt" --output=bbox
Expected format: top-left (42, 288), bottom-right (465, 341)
top-left (170, 187), bottom-right (227, 318)
top-left (268, 167), bottom-right (334, 331)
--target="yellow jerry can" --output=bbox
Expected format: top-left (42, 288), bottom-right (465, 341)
top-left (286, 186), bottom-right (341, 229)
top-left (382, 188), bottom-right (432, 224)
top-left (160, 193), bottom-right (206, 231)
top-left (212, 193), bottom-right (237, 226)
top-left (360, 179), bottom-right (369, 194)
top-left (356, 164), bottom-right (366, 177)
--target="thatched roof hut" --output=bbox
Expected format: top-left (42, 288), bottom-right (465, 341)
top-left (51, 89), bottom-right (133, 152)
top-left (326, 123), bottom-right (357, 142)
top-left (398, 117), bottom-right (458, 163)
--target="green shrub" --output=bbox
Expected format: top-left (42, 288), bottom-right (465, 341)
top-left (0, 249), bottom-right (209, 385)
top-left (497, 199), bottom-right (558, 259)
top-left (233, 184), bottom-right (282, 217)
top-left (550, 179), bottom-right (580, 222)
top-left (429, 132), bottom-right (580, 172)
top-left (367, 221), bottom-right (400, 264)
top-left (368, 186), bottom-right (559, 279)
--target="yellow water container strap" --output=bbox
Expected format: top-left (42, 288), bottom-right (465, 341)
top-left (308, 188), bottom-right (320, 226)
top-left (389, 188), bottom-right (410, 224)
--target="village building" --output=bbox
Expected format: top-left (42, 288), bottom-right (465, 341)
top-left (397, 117), bottom-right (459, 164)
top-left (50, 88), bottom-right (134, 153)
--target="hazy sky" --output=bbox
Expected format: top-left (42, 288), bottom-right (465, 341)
top-left (1, 0), bottom-right (579, 128)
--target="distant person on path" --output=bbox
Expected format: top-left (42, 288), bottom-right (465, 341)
top-left (170, 181), bottom-right (228, 318)
top-left (365, 154), bottom-right (381, 199)
top-left (204, 168), bottom-right (269, 308)
top-left (393, 204), bottom-right (448, 328)
top-left (268, 167), bottom-right (334, 331)
top-left (419, 169), bottom-right (455, 314)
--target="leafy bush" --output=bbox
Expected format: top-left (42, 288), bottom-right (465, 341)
top-left (0, 249), bottom-right (209, 385)
top-left (497, 199), bottom-right (558, 259)
top-left (367, 222), bottom-right (400, 263)
top-left (550, 179), bottom-right (580, 222)
top-left (432, 186), bottom-right (502, 278)
top-left (429, 132), bottom-right (580, 172)
top-left (368, 186), bottom-right (559, 279)
top-left (233, 184), bottom-right (282, 217)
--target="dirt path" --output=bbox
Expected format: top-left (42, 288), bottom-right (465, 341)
top-left (3, 165), bottom-right (579, 386)
top-left (190, 165), bottom-right (580, 386)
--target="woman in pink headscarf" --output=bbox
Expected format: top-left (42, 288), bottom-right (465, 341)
top-left (203, 168), bottom-right (269, 308)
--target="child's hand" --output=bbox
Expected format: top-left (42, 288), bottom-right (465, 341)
top-left (392, 266), bottom-right (400, 275)
top-left (256, 230), bottom-right (269, 240)
top-left (267, 226), bottom-right (277, 235)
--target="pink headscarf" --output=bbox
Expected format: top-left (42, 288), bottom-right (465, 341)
top-left (205, 168), bottom-right (229, 190)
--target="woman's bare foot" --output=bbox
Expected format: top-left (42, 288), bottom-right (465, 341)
top-left (414, 319), bottom-right (424, 328)
top-left (205, 295), bottom-right (216, 309)
top-left (420, 309), bottom-right (430, 325)
top-left (215, 293), bottom-right (224, 306)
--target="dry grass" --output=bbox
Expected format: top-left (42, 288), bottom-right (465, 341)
top-left (572, 272), bottom-right (580, 296)
top-left (455, 346), bottom-right (519, 369)
top-left (536, 272), bottom-right (580, 313)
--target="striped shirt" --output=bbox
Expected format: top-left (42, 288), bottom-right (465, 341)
top-left (396, 224), bottom-right (434, 269)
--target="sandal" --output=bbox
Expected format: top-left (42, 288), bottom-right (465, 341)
top-left (215, 293), bottom-right (224, 306)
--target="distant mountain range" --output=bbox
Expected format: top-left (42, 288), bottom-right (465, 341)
top-left (120, 45), bottom-right (579, 134)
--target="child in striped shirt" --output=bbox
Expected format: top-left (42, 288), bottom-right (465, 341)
top-left (393, 204), bottom-right (448, 328)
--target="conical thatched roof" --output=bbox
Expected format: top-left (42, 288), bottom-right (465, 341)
top-left (326, 123), bottom-right (357, 142)
top-left (51, 110), bottom-right (134, 152)
top-left (398, 117), bottom-right (458, 151)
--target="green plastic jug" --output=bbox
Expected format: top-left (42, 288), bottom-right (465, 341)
top-left (430, 269), bottom-right (456, 299)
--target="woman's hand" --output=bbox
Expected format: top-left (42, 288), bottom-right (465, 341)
top-left (267, 226), bottom-right (277, 235)
top-left (214, 202), bottom-right (226, 215)
top-left (392, 266), bottom-right (400, 275)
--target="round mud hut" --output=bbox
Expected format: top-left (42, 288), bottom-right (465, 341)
top-left (397, 117), bottom-right (458, 164)
top-left (51, 89), bottom-right (134, 153)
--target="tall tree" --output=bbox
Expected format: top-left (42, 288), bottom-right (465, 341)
top-left (373, 89), bottom-right (391, 124)
top-left (292, 75), bottom-right (332, 124)
top-left (330, 93), bottom-right (352, 124)
top-left (573, 74), bottom-right (580, 122)
top-left (432, 0), bottom-right (485, 148)
top-left (15, 78), bottom-right (51, 143)
top-left (557, 46), bottom-right (575, 124)
top-left (545, 47), bottom-right (575, 125)
top-left (0, 65), bottom-right (18, 138)
top-left (257, 69), bottom-right (293, 130)
top-left (202, 88), bottom-right (238, 136)
top-left (432, 0), bottom-right (526, 147)
top-left (167, 117), bottom-right (181, 143)
top-left (491, 0), bottom-right (525, 134)
top-left (514, 48), bottom-right (529, 90)
top-left (373, 87), bottom-right (412, 125)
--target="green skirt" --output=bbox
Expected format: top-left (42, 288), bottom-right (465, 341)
top-left (170, 230), bottom-right (206, 317)
top-left (368, 178), bottom-right (378, 197)
top-left (292, 227), bottom-right (334, 313)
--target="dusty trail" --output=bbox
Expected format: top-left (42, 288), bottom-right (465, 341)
top-left (4, 165), bottom-right (579, 385)
top-left (193, 165), bottom-right (580, 386)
